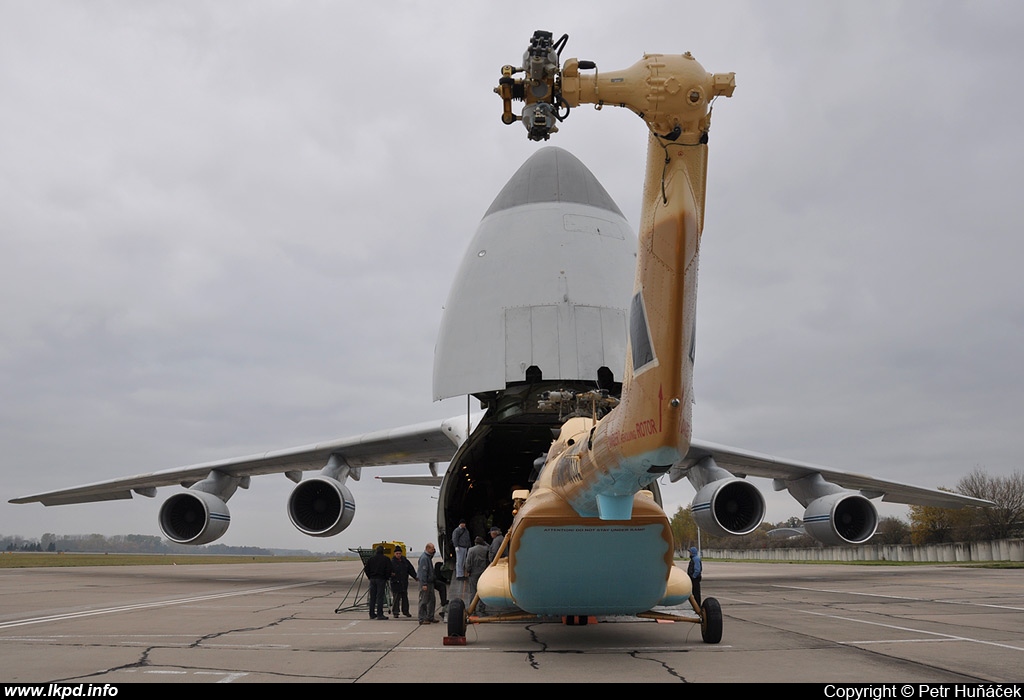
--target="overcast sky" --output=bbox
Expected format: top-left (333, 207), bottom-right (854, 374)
top-left (2, 1), bottom-right (1022, 552)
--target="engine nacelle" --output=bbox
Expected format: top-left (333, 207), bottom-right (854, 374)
top-left (159, 490), bottom-right (231, 545)
top-left (287, 476), bottom-right (356, 537)
top-left (691, 478), bottom-right (766, 537)
top-left (803, 492), bottom-right (878, 545)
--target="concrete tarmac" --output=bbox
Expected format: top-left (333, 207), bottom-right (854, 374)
top-left (1, 560), bottom-right (1021, 683)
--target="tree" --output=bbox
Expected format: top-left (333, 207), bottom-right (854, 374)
top-left (909, 494), bottom-right (972, 544)
top-left (874, 516), bottom-right (910, 545)
top-left (956, 468), bottom-right (1024, 540)
top-left (909, 469), bottom-right (1024, 543)
top-left (670, 506), bottom-right (697, 555)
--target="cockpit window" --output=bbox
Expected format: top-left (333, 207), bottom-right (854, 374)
top-left (629, 291), bottom-right (656, 373)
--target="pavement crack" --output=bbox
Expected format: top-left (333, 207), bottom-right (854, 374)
top-left (524, 623), bottom-right (548, 651)
top-left (190, 613), bottom-right (297, 648)
top-left (630, 650), bottom-right (689, 682)
top-left (52, 645), bottom-right (159, 683)
top-left (525, 622), bottom-right (548, 669)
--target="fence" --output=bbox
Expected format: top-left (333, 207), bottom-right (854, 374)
top-left (702, 538), bottom-right (1024, 562)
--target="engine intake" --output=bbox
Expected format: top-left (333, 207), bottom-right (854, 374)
top-left (288, 476), bottom-right (356, 537)
top-left (691, 478), bottom-right (765, 537)
top-left (803, 492), bottom-right (878, 545)
top-left (159, 490), bottom-right (230, 545)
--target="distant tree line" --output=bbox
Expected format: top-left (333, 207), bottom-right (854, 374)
top-left (1, 533), bottom-right (279, 556)
top-left (670, 468), bottom-right (1023, 550)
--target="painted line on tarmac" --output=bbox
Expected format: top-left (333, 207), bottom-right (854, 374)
top-left (0, 581), bottom-right (324, 630)
top-left (123, 669), bottom-right (249, 683)
top-left (774, 585), bottom-right (1024, 611)
top-left (800, 608), bottom-right (1024, 652)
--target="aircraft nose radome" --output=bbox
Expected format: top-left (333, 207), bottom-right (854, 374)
top-left (483, 146), bottom-right (624, 218)
top-left (432, 146), bottom-right (637, 401)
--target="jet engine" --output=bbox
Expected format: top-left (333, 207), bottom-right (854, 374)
top-left (287, 476), bottom-right (356, 537)
top-left (802, 492), bottom-right (878, 545)
top-left (685, 456), bottom-right (766, 537)
top-left (159, 490), bottom-right (231, 545)
top-left (691, 477), bottom-right (766, 537)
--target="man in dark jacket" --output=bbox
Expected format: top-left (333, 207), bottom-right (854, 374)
top-left (451, 519), bottom-right (471, 579)
top-left (364, 545), bottom-right (391, 620)
top-left (434, 561), bottom-right (450, 609)
top-left (417, 543), bottom-right (437, 624)
top-left (487, 526), bottom-right (505, 562)
top-left (389, 547), bottom-right (417, 618)
top-left (465, 536), bottom-right (490, 615)
top-left (687, 546), bottom-right (703, 605)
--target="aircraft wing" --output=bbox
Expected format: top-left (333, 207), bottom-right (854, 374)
top-left (10, 415), bottom-right (475, 507)
top-left (671, 439), bottom-right (993, 509)
top-left (376, 475), bottom-right (445, 487)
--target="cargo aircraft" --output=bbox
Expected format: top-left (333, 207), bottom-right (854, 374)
top-left (11, 32), bottom-right (990, 643)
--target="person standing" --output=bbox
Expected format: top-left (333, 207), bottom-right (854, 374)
top-left (364, 545), bottom-right (391, 620)
top-left (433, 560), bottom-right (450, 614)
top-left (451, 519), bottom-right (471, 580)
top-left (417, 543), bottom-right (438, 624)
top-left (389, 546), bottom-right (417, 618)
top-left (465, 536), bottom-right (490, 615)
top-left (687, 546), bottom-right (703, 604)
top-left (487, 526), bottom-right (505, 562)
